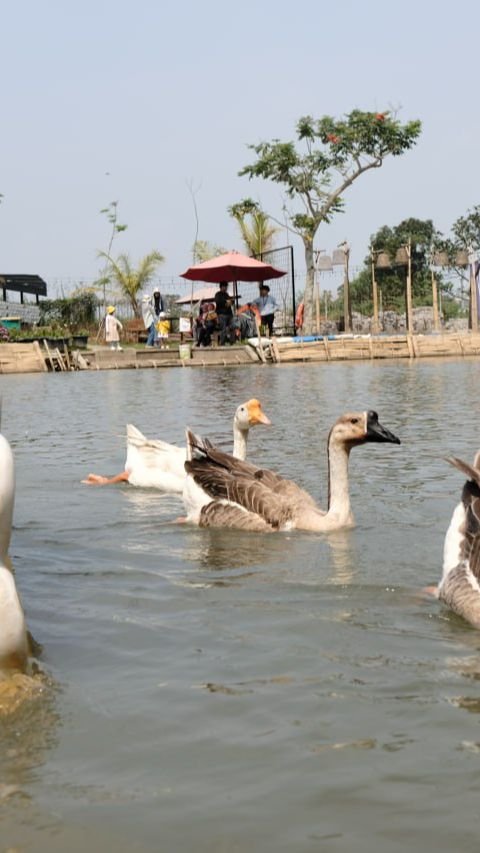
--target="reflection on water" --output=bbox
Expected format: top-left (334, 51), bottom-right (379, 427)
top-left (4, 361), bottom-right (480, 851)
top-left (0, 671), bottom-right (58, 798)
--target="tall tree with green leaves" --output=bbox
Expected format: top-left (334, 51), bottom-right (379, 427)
top-left (239, 110), bottom-right (421, 333)
top-left (348, 218), bottom-right (453, 313)
top-left (451, 205), bottom-right (480, 252)
top-left (98, 251), bottom-right (165, 318)
top-left (228, 199), bottom-right (279, 257)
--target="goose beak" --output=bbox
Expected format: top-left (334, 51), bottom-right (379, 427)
top-left (366, 410), bottom-right (400, 444)
top-left (247, 399), bottom-right (271, 426)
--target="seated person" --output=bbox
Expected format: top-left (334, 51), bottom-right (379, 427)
top-left (195, 301), bottom-right (218, 347)
top-left (234, 302), bottom-right (261, 340)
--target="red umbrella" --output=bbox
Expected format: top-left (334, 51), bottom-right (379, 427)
top-left (180, 250), bottom-right (286, 283)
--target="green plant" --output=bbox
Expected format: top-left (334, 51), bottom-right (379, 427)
top-left (239, 109), bottom-right (422, 334)
top-left (98, 251), bottom-right (165, 317)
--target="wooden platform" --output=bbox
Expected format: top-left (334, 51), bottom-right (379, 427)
top-left (270, 333), bottom-right (480, 363)
top-left (0, 342), bottom-right (47, 373)
top-left (3, 333), bottom-right (480, 374)
top-left (87, 345), bottom-right (255, 370)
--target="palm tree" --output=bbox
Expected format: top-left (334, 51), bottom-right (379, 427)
top-left (192, 240), bottom-right (227, 263)
top-left (228, 199), bottom-right (278, 257)
top-left (98, 250), bottom-right (165, 317)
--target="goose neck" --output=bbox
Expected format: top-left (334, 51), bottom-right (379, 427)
top-left (326, 439), bottom-right (352, 525)
top-left (232, 425), bottom-right (248, 460)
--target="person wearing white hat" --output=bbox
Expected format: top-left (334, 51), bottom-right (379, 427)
top-left (142, 294), bottom-right (156, 347)
top-left (105, 305), bottom-right (123, 350)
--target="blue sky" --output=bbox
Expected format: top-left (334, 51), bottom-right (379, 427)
top-left (2, 0), bottom-right (478, 293)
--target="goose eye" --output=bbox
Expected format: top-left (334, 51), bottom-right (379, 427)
top-left (350, 418), bottom-right (359, 424)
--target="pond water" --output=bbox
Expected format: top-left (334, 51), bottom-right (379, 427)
top-left (2, 358), bottom-right (480, 852)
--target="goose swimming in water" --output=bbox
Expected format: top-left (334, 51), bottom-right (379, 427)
top-left (83, 399), bottom-right (271, 493)
top-left (183, 410), bottom-right (400, 532)
top-left (0, 433), bottom-right (29, 675)
top-left (435, 452), bottom-right (480, 628)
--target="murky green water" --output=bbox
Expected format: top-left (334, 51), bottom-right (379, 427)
top-left (2, 358), bottom-right (480, 852)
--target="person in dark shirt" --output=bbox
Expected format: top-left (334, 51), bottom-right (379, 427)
top-left (152, 288), bottom-right (164, 317)
top-left (214, 281), bottom-right (235, 345)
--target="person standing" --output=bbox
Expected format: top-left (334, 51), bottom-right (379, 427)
top-left (252, 284), bottom-right (278, 336)
top-left (214, 281), bottom-right (235, 345)
top-left (152, 287), bottom-right (164, 318)
top-left (104, 305), bottom-right (123, 351)
top-left (142, 294), bottom-right (156, 347)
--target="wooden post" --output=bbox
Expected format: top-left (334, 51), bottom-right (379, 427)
top-left (314, 272), bottom-right (321, 335)
top-left (470, 254), bottom-right (478, 333)
top-left (431, 269), bottom-right (440, 331)
top-left (343, 244), bottom-right (351, 333)
top-left (370, 247), bottom-right (379, 334)
top-left (405, 238), bottom-right (413, 335)
top-left (254, 315), bottom-right (266, 363)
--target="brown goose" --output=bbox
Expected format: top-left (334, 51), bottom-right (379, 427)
top-left (182, 410), bottom-right (400, 532)
top-left (437, 452), bottom-right (480, 628)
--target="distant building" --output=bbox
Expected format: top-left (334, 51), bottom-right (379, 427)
top-left (0, 274), bottom-right (47, 304)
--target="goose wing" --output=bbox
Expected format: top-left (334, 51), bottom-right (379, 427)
top-left (185, 430), bottom-right (295, 529)
top-left (199, 501), bottom-right (276, 531)
top-left (440, 455), bottom-right (480, 627)
top-left (446, 455), bottom-right (480, 577)
top-left (186, 430), bottom-right (320, 512)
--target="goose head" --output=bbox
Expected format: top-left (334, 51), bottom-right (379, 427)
top-left (329, 410), bottom-right (401, 449)
top-left (234, 399), bottom-right (271, 432)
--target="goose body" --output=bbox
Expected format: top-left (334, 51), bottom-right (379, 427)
top-left (0, 434), bottom-right (29, 675)
top-left (183, 410), bottom-right (400, 532)
top-left (437, 452), bottom-right (480, 627)
top-left (84, 399), bottom-right (271, 492)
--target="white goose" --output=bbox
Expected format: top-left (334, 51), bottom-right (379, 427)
top-left (183, 410), bottom-right (400, 532)
top-left (83, 399), bottom-right (271, 493)
top-left (436, 452), bottom-right (480, 627)
top-left (0, 433), bottom-right (29, 675)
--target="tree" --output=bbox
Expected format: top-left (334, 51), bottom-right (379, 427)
top-left (451, 205), bottom-right (480, 251)
top-left (349, 218), bottom-right (449, 313)
top-left (191, 240), bottom-right (228, 262)
top-left (98, 251), bottom-right (165, 318)
top-left (228, 198), bottom-right (279, 257)
top-left (96, 201), bottom-right (128, 309)
top-left (239, 110), bottom-right (421, 333)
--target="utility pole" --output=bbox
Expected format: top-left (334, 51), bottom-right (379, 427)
top-left (370, 246), bottom-right (379, 334)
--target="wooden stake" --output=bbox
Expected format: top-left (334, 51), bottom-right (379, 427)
top-left (371, 248), bottom-right (379, 334)
top-left (405, 238), bottom-right (413, 335)
top-left (431, 269), bottom-right (440, 331)
top-left (470, 256), bottom-right (478, 333)
top-left (343, 245), bottom-right (351, 333)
